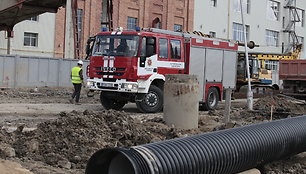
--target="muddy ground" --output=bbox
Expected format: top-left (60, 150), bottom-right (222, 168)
top-left (0, 87), bottom-right (306, 174)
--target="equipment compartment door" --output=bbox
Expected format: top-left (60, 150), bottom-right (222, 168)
top-left (205, 48), bottom-right (223, 83)
top-left (222, 50), bottom-right (237, 89)
top-left (189, 47), bottom-right (205, 101)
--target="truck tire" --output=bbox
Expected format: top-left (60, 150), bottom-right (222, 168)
top-left (136, 85), bottom-right (163, 113)
top-left (202, 87), bottom-right (219, 111)
top-left (100, 92), bottom-right (126, 110)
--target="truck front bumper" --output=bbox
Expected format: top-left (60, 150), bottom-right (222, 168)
top-left (87, 79), bottom-right (139, 93)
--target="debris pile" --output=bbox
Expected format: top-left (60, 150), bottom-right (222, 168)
top-left (1, 88), bottom-right (306, 173)
top-left (0, 87), bottom-right (98, 104)
top-left (8, 110), bottom-right (179, 169)
top-left (254, 95), bottom-right (306, 118)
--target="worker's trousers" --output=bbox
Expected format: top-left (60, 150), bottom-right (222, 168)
top-left (72, 83), bottom-right (82, 103)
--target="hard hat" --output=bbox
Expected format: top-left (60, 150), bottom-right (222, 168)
top-left (77, 60), bottom-right (83, 65)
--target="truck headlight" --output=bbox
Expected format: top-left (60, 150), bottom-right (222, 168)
top-left (123, 83), bottom-right (138, 90)
top-left (127, 84), bottom-right (132, 89)
top-left (87, 81), bottom-right (94, 87)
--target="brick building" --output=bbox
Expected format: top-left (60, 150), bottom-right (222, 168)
top-left (54, 0), bottom-right (102, 58)
top-left (0, 0), bottom-right (194, 58)
top-left (55, 0), bottom-right (194, 58)
top-left (111, 0), bottom-right (194, 32)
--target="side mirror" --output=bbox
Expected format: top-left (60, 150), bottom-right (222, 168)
top-left (86, 44), bottom-right (91, 55)
top-left (85, 37), bottom-right (95, 59)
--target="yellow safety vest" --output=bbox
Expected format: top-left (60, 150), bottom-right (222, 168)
top-left (71, 66), bottom-right (82, 84)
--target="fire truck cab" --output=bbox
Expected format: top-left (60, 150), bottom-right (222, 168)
top-left (86, 28), bottom-right (238, 113)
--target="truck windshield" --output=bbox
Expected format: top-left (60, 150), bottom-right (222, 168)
top-left (92, 35), bottom-right (139, 57)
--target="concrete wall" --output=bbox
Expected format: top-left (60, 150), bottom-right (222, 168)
top-left (0, 55), bottom-right (88, 88)
top-left (194, 0), bottom-right (306, 58)
top-left (0, 13), bottom-right (56, 57)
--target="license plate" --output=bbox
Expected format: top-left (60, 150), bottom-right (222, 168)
top-left (100, 83), bottom-right (113, 87)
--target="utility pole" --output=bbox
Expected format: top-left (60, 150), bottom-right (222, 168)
top-left (227, 0), bottom-right (231, 40)
top-left (240, 0), bottom-right (253, 110)
top-left (6, 29), bottom-right (13, 55)
top-left (7, 37), bottom-right (11, 55)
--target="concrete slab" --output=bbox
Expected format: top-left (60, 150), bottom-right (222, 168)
top-left (0, 159), bottom-right (33, 174)
top-left (237, 168), bottom-right (261, 174)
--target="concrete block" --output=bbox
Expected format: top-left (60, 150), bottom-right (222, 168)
top-left (237, 168), bottom-right (261, 174)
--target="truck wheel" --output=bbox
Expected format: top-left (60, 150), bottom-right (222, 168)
top-left (100, 92), bottom-right (126, 110)
top-left (202, 87), bottom-right (219, 111)
top-left (136, 85), bottom-right (163, 113)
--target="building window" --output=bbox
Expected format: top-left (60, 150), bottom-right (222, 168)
top-left (170, 40), bottom-right (181, 59)
top-left (290, 36), bottom-right (304, 44)
top-left (159, 38), bottom-right (168, 59)
top-left (297, 36), bottom-right (304, 45)
top-left (152, 18), bottom-right (161, 29)
top-left (127, 17), bottom-right (137, 30)
top-left (296, 36), bottom-right (304, 51)
top-left (232, 23), bottom-right (249, 42)
top-left (24, 32), bottom-right (38, 47)
top-left (296, 9), bottom-right (305, 27)
top-left (233, 0), bottom-right (250, 14)
top-left (209, 31), bottom-right (216, 37)
top-left (210, 0), bottom-right (217, 7)
top-left (174, 24), bottom-right (182, 32)
top-left (77, 9), bottom-right (83, 42)
top-left (267, 0), bottom-right (280, 21)
top-left (266, 29), bottom-right (279, 47)
top-left (27, 16), bottom-right (38, 21)
top-left (264, 60), bottom-right (278, 70)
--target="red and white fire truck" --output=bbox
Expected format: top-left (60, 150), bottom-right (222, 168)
top-left (86, 28), bottom-right (238, 113)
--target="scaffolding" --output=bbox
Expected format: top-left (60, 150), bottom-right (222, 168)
top-left (283, 0), bottom-right (302, 54)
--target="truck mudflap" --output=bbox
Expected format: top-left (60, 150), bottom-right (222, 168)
top-left (135, 93), bottom-right (146, 102)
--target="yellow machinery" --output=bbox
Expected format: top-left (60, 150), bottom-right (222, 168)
top-left (236, 49), bottom-right (300, 91)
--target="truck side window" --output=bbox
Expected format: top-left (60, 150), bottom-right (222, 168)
top-left (146, 37), bottom-right (156, 57)
top-left (170, 40), bottom-right (181, 59)
top-left (159, 38), bottom-right (168, 59)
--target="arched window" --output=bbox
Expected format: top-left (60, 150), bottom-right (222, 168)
top-left (152, 18), bottom-right (161, 29)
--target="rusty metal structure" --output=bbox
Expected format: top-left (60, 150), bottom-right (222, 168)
top-left (283, 0), bottom-right (302, 54)
top-left (101, 0), bottom-right (113, 31)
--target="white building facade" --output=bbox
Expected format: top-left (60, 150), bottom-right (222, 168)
top-left (0, 13), bottom-right (56, 57)
top-left (194, 0), bottom-right (306, 58)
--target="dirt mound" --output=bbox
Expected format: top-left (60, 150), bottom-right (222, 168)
top-left (254, 95), bottom-right (306, 118)
top-left (261, 152), bottom-right (306, 174)
top-left (0, 87), bottom-right (99, 104)
top-left (11, 110), bottom-right (179, 169)
top-left (0, 87), bottom-right (71, 98)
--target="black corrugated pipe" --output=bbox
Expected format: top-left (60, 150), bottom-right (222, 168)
top-left (85, 115), bottom-right (306, 174)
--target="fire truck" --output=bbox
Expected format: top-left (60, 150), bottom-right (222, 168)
top-left (86, 28), bottom-right (238, 113)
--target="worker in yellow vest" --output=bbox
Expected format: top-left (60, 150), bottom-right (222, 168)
top-left (70, 60), bottom-right (84, 105)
